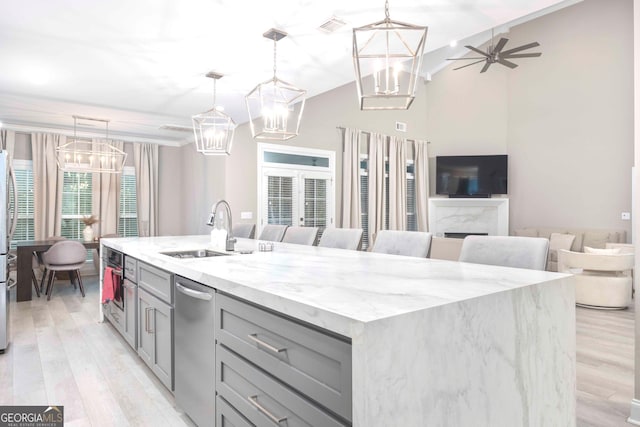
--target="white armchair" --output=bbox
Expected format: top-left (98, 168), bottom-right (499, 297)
top-left (558, 249), bottom-right (634, 309)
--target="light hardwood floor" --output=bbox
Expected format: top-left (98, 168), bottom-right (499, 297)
top-left (0, 275), bottom-right (635, 426)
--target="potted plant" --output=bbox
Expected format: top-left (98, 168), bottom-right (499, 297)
top-left (81, 215), bottom-right (99, 242)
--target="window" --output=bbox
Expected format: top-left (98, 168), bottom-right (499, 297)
top-left (9, 160), bottom-right (35, 248)
top-left (258, 144), bottom-right (335, 238)
top-left (359, 157), bottom-right (417, 249)
top-left (118, 167), bottom-right (138, 237)
top-left (61, 172), bottom-right (93, 239)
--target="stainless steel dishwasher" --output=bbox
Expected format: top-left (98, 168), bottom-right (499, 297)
top-left (174, 276), bottom-right (215, 427)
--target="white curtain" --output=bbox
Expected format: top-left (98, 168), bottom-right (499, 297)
top-left (1, 130), bottom-right (15, 162)
top-left (341, 128), bottom-right (362, 228)
top-left (414, 140), bottom-right (430, 232)
top-left (134, 143), bottom-right (158, 237)
top-left (92, 139), bottom-right (123, 237)
top-left (368, 133), bottom-right (386, 244)
top-left (388, 136), bottom-right (407, 230)
top-left (31, 133), bottom-right (65, 239)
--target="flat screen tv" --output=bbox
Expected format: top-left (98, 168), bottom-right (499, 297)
top-left (436, 155), bottom-right (508, 196)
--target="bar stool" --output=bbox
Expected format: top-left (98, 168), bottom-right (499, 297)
top-left (458, 235), bottom-right (549, 271)
top-left (232, 223), bottom-right (256, 239)
top-left (317, 228), bottom-right (363, 250)
top-left (371, 230), bottom-right (433, 258)
top-left (41, 241), bottom-right (87, 300)
top-left (282, 226), bottom-right (319, 246)
top-left (258, 225), bottom-right (288, 242)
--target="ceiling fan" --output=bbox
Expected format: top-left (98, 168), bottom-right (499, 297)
top-left (448, 31), bottom-right (542, 73)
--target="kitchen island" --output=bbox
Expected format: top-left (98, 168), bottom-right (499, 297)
top-left (100, 235), bottom-right (575, 426)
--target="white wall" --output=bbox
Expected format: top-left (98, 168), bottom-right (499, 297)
top-left (426, 0), bottom-right (633, 235)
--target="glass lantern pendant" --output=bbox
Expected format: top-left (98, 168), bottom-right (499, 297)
top-left (353, 0), bottom-right (428, 110)
top-left (192, 72), bottom-right (236, 155)
top-left (246, 29), bottom-right (306, 141)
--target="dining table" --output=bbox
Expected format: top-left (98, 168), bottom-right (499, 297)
top-left (14, 239), bottom-right (100, 302)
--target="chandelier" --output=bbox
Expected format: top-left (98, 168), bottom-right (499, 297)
top-left (245, 29), bottom-right (306, 141)
top-left (192, 72), bottom-right (236, 155)
top-left (352, 0), bottom-right (427, 110)
top-left (55, 116), bottom-right (127, 173)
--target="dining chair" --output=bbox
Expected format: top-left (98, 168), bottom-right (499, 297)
top-left (371, 230), bottom-right (432, 258)
top-left (232, 223), bottom-right (256, 239)
top-left (282, 226), bottom-right (319, 246)
top-left (36, 236), bottom-right (67, 293)
top-left (41, 241), bottom-right (88, 300)
top-left (317, 228), bottom-right (363, 251)
top-left (258, 224), bottom-right (288, 242)
top-left (458, 235), bottom-right (549, 271)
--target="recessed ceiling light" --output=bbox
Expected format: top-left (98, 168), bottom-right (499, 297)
top-left (450, 40), bottom-right (458, 48)
top-left (27, 70), bottom-right (50, 85)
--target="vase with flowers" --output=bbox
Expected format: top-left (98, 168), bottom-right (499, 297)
top-left (81, 215), bottom-right (99, 242)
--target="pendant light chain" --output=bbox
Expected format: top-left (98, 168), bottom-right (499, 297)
top-left (213, 77), bottom-right (217, 106)
top-left (272, 35), bottom-right (278, 80)
top-left (384, 0), bottom-right (390, 21)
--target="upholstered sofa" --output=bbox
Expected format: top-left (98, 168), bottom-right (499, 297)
top-left (513, 227), bottom-right (628, 272)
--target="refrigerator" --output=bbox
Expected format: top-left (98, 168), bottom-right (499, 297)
top-left (0, 150), bottom-right (18, 353)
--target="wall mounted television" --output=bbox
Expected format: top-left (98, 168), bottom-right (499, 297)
top-left (436, 155), bottom-right (508, 197)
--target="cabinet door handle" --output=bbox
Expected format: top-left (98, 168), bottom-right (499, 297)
top-left (144, 307), bottom-right (151, 333)
top-left (247, 333), bottom-right (286, 354)
top-left (247, 395), bottom-right (287, 424)
top-left (147, 308), bottom-right (154, 334)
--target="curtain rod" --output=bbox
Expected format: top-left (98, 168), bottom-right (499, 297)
top-left (336, 126), bottom-right (429, 143)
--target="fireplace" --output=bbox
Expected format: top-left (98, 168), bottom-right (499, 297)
top-left (428, 198), bottom-right (509, 238)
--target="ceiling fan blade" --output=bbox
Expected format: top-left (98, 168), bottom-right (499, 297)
top-left (493, 38), bottom-right (509, 54)
top-left (453, 59), bottom-right (487, 70)
top-left (497, 59), bottom-right (518, 69)
top-left (480, 62), bottom-right (492, 73)
top-left (447, 57), bottom-right (486, 61)
top-left (464, 45), bottom-right (490, 57)
top-left (501, 42), bottom-right (540, 56)
top-left (502, 53), bottom-right (542, 58)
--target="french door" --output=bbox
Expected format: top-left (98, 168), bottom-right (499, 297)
top-left (261, 168), bottom-right (333, 231)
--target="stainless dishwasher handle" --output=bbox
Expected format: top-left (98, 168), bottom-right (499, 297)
top-left (7, 278), bottom-right (16, 290)
top-left (176, 283), bottom-right (212, 301)
top-left (247, 395), bottom-right (287, 424)
top-left (247, 333), bottom-right (286, 354)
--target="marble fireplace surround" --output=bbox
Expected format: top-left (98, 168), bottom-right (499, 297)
top-left (428, 198), bottom-right (509, 238)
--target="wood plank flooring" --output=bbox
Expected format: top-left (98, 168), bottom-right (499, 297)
top-left (0, 274), bottom-right (635, 426)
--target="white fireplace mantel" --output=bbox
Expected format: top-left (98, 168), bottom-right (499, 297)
top-left (428, 198), bottom-right (509, 237)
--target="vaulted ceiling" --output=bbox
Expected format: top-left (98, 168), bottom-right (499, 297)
top-left (0, 0), bottom-right (581, 144)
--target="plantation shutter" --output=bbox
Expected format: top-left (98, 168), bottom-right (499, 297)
top-left (9, 167), bottom-right (35, 247)
top-left (118, 169), bottom-right (138, 237)
top-left (61, 172), bottom-right (93, 239)
top-left (263, 172), bottom-right (297, 226)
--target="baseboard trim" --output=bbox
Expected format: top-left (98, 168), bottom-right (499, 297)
top-left (628, 399), bottom-right (640, 425)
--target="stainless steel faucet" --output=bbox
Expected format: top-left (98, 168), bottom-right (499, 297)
top-left (206, 200), bottom-right (236, 251)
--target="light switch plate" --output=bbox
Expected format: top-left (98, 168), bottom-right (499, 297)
top-left (241, 211), bottom-right (253, 220)
top-left (621, 212), bottom-right (631, 220)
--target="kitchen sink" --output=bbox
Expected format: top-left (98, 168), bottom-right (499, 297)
top-left (160, 249), bottom-right (229, 259)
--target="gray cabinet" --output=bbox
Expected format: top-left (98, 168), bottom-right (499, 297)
top-left (217, 396), bottom-right (253, 427)
top-left (122, 279), bottom-right (137, 349)
top-left (136, 261), bottom-right (174, 392)
top-left (216, 293), bottom-right (352, 425)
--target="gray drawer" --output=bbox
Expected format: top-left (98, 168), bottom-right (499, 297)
top-left (106, 302), bottom-right (123, 333)
top-left (217, 396), bottom-right (254, 427)
top-left (137, 261), bottom-right (173, 304)
top-left (124, 256), bottom-right (138, 282)
top-left (216, 293), bottom-right (352, 421)
top-left (217, 345), bottom-right (347, 427)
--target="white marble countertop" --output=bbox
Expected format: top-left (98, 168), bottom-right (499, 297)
top-left (101, 235), bottom-right (568, 338)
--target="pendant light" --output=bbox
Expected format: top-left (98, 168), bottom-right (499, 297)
top-left (245, 29), bottom-right (306, 141)
top-left (192, 72), bottom-right (236, 155)
top-left (56, 115), bottom-right (127, 173)
top-left (352, 0), bottom-right (427, 110)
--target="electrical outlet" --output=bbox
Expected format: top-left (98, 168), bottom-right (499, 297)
top-left (621, 212), bottom-right (631, 220)
top-left (240, 211), bottom-right (253, 220)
